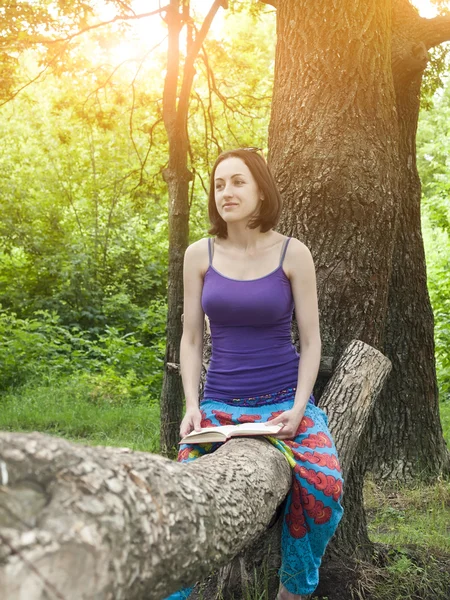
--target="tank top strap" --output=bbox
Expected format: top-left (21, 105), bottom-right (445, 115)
top-left (208, 237), bottom-right (214, 266)
top-left (279, 237), bottom-right (291, 266)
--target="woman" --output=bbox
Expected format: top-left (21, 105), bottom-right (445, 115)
top-left (167, 148), bottom-right (343, 600)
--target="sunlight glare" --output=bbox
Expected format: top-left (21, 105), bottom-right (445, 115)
top-left (94, 0), bottom-right (228, 71)
top-left (410, 0), bottom-right (440, 17)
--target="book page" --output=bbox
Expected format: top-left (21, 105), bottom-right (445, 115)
top-left (230, 422), bottom-right (282, 435)
top-left (180, 422), bottom-right (281, 443)
top-left (181, 425), bottom-right (235, 440)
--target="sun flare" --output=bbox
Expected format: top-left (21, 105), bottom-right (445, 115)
top-left (93, 0), bottom-right (228, 70)
top-left (411, 0), bottom-right (440, 17)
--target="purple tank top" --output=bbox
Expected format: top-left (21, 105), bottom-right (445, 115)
top-left (201, 237), bottom-right (300, 400)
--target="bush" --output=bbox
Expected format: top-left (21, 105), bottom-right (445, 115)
top-left (0, 305), bottom-right (166, 398)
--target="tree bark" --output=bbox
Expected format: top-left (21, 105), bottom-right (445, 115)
top-left (267, 0), bottom-right (450, 490)
top-left (268, 0), bottom-right (400, 558)
top-left (269, 0), bottom-right (399, 363)
top-left (365, 0), bottom-right (450, 480)
top-left (0, 433), bottom-right (291, 600)
top-left (320, 341), bottom-right (392, 477)
top-left (323, 342), bottom-right (391, 558)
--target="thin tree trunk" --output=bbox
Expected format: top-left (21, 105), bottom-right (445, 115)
top-left (159, 0), bottom-right (190, 458)
top-left (160, 162), bottom-right (191, 457)
top-left (160, 0), bottom-right (226, 458)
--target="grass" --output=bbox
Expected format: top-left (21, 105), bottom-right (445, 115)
top-left (352, 401), bottom-right (450, 600)
top-left (0, 375), bottom-right (160, 452)
top-left (348, 547), bottom-right (450, 600)
top-left (364, 476), bottom-right (450, 553)
top-left (358, 476), bottom-right (450, 600)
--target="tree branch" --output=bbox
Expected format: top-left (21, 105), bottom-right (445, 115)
top-left (128, 41), bottom-right (167, 173)
top-left (0, 42), bottom-right (69, 107)
top-left (177, 0), bottom-right (227, 122)
top-left (421, 13), bottom-right (450, 49)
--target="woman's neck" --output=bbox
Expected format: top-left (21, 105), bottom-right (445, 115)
top-left (224, 225), bottom-right (273, 251)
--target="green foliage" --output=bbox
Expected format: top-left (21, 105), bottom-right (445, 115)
top-left (417, 81), bottom-right (450, 232)
top-left (0, 309), bottom-right (93, 389)
top-left (0, 307), bottom-right (166, 396)
top-left (0, 2), bottom-right (276, 415)
top-left (417, 80), bottom-right (450, 402)
top-left (422, 221), bottom-right (450, 402)
top-left (0, 61), bottom-right (169, 333)
top-left (421, 45), bottom-right (450, 111)
top-left (0, 0), bottom-right (141, 99)
top-left (440, 385), bottom-right (450, 444)
top-left (0, 2), bottom-right (276, 332)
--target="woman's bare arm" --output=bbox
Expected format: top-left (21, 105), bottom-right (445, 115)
top-left (179, 239), bottom-right (208, 436)
top-left (270, 238), bottom-right (321, 438)
top-left (288, 238), bottom-right (321, 410)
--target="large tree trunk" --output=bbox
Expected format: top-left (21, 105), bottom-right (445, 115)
top-left (269, 0), bottom-right (399, 361)
top-left (268, 0), bottom-right (400, 557)
top-left (366, 0), bottom-right (449, 480)
top-left (267, 2), bottom-right (450, 557)
top-left (0, 341), bottom-right (391, 600)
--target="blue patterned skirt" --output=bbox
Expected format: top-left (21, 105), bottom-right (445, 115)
top-left (164, 388), bottom-right (344, 598)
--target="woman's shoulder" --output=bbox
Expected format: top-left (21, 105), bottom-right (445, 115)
top-left (283, 237), bottom-right (315, 278)
top-left (286, 236), bottom-right (312, 257)
top-left (185, 237), bottom-right (210, 255)
top-left (184, 238), bottom-right (211, 275)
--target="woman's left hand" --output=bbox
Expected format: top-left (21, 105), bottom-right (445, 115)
top-left (267, 406), bottom-right (306, 440)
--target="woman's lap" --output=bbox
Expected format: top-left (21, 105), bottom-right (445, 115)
top-left (168, 389), bottom-right (344, 598)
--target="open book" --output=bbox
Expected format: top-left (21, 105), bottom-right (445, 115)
top-left (179, 422), bottom-right (282, 444)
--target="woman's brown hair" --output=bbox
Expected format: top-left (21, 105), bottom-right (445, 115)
top-left (208, 149), bottom-right (283, 238)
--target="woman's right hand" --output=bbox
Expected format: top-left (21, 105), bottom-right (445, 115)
top-left (180, 407), bottom-right (203, 439)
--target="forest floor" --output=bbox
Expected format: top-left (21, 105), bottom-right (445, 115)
top-left (318, 476), bottom-right (450, 600)
top-left (1, 378), bottom-right (449, 600)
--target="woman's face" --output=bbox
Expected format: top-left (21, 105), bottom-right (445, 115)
top-left (214, 157), bottom-right (262, 227)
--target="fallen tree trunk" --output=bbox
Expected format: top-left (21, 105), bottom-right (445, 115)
top-left (320, 339), bottom-right (393, 473)
top-left (0, 340), bottom-right (390, 600)
top-left (0, 435), bottom-right (290, 600)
